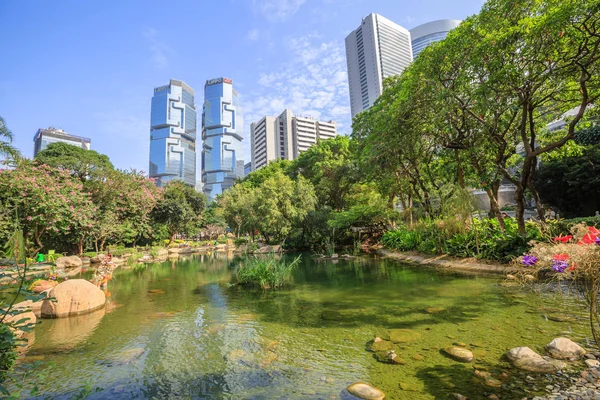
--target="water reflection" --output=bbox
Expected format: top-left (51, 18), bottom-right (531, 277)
top-left (15, 254), bottom-right (590, 399)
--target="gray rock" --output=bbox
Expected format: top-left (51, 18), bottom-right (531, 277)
top-left (546, 338), bottom-right (586, 361)
top-left (347, 382), bottom-right (385, 400)
top-left (55, 255), bottom-right (83, 270)
top-left (506, 347), bottom-right (557, 373)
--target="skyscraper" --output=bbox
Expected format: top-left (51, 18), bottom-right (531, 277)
top-left (33, 127), bottom-right (91, 157)
top-left (410, 20), bottom-right (461, 58)
top-left (345, 13), bottom-right (413, 118)
top-left (149, 79), bottom-right (197, 187)
top-left (250, 109), bottom-right (338, 171)
top-left (201, 77), bottom-right (244, 201)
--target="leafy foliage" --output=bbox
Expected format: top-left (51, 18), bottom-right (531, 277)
top-left (234, 254), bottom-right (301, 289)
top-left (535, 145), bottom-right (600, 218)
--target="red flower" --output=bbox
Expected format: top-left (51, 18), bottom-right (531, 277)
top-left (568, 263), bottom-right (577, 272)
top-left (589, 226), bottom-right (600, 236)
top-left (554, 235), bottom-right (572, 243)
top-left (553, 253), bottom-right (570, 261)
top-left (579, 234), bottom-right (597, 245)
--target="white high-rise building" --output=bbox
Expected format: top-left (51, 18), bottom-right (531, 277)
top-left (250, 109), bottom-right (338, 171)
top-left (410, 19), bottom-right (461, 58)
top-left (345, 13), bottom-right (413, 118)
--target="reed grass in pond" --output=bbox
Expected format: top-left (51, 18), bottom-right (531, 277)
top-left (12, 253), bottom-right (591, 399)
top-left (234, 254), bottom-right (301, 289)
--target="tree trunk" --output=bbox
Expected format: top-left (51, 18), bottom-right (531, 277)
top-left (514, 184), bottom-right (526, 234)
top-left (486, 183), bottom-right (505, 231)
top-left (455, 148), bottom-right (465, 189)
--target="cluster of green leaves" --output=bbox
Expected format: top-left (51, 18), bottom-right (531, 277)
top-left (353, 0), bottom-right (600, 233)
top-left (218, 136), bottom-right (398, 249)
top-left (535, 144), bottom-right (600, 218)
top-left (383, 218), bottom-right (542, 263)
top-left (0, 141), bottom-right (207, 255)
top-left (234, 254), bottom-right (301, 289)
top-left (151, 180), bottom-right (206, 244)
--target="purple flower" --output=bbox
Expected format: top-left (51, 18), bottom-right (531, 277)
top-left (596, 237), bottom-right (600, 246)
top-left (552, 260), bottom-right (569, 273)
top-left (522, 255), bottom-right (538, 266)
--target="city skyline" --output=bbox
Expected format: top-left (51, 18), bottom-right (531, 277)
top-left (0, 0), bottom-right (485, 172)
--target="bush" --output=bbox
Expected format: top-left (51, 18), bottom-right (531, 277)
top-left (82, 251), bottom-right (97, 258)
top-left (382, 218), bottom-right (542, 263)
top-left (234, 254), bottom-right (301, 289)
top-left (0, 324), bottom-right (17, 383)
top-left (547, 217), bottom-right (600, 237)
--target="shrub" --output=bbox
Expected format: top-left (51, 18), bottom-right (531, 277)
top-left (0, 324), bottom-right (17, 383)
top-left (382, 217), bottom-right (542, 263)
top-left (82, 252), bottom-right (97, 258)
top-left (234, 254), bottom-right (301, 289)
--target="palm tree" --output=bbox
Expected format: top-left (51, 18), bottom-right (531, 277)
top-left (0, 116), bottom-right (20, 160)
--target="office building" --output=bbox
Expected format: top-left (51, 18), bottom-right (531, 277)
top-left (244, 162), bottom-right (252, 176)
top-left (33, 127), bottom-right (90, 157)
top-left (345, 13), bottom-right (413, 118)
top-left (410, 19), bottom-right (461, 58)
top-left (149, 79), bottom-right (197, 187)
top-left (250, 109), bottom-right (337, 171)
top-left (202, 77), bottom-right (244, 201)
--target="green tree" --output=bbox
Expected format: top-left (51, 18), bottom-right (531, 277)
top-left (255, 172), bottom-right (316, 243)
top-left (0, 116), bottom-right (20, 160)
top-left (152, 181), bottom-right (206, 244)
top-left (34, 142), bottom-right (114, 181)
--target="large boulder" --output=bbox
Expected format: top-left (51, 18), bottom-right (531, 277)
top-left (55, 255), bottom-right (82, 270)
top-left (347, 382), bottom-right (385, 400)
top-left (90, 254), bottom-right (106, 264)
top-left (41, 279), bottom-right (106, 318)
top-left (13, 300), bottom-right (43, 318)
top-left (506, 347), bottom-right (557, 373)
top-left (546, 337), bottom-right (586, 361)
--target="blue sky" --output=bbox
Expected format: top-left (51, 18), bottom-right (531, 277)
top-left (0, 0), bottom-right (484, 173)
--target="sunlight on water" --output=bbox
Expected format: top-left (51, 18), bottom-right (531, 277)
top-left (16, 253), bottom-right (589, 399)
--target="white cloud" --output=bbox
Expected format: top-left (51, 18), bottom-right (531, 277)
top-left (243, 32), bottom-right (352, 158)
top-left (142, 27), bottom-right (172, 69)
top-left (246, 28), bottom-right (260, 41)
top-left (254, 0), bottom-right (307, 22)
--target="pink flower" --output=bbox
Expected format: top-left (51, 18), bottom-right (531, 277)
top-left (26, 216), bottom-right (32, 221)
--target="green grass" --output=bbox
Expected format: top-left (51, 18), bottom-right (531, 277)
top-left (234, 254), bottom-right (301, 289)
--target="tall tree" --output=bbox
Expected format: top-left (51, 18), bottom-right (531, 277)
top-left (34, 142), bottom-right (114, 181)
top-left (0, 116), bottom-right (20, 160)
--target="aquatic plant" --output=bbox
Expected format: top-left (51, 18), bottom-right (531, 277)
top-left (234, 254), bottom-right (301, 289)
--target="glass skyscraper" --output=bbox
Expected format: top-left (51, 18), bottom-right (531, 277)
top-left (410, 20), bottom-right (461, 58)
top-left (201, 77), bottom-right (244, 201)
top-left (149, 79), bottom-right (197, 187)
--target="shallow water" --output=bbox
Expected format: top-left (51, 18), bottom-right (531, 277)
top-left (15, 253), bottom-right (590, 399)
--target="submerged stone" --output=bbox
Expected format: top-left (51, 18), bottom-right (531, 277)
top-left (505, 347), bottom-right (557, 373)
top-left (374, 350), bottom-right (405, 365)
top-left (367, 338), bottom-right (394, 352)
top-left (347, 382), bottom-right (385, 400)
top-left (388, 329), bottom-right (421, 343)
top-left (444, 347), bottom-right (474, 362)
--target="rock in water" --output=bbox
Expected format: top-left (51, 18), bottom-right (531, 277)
top-left (55, 255), bottom-right (83, 270)
top-left (388, 329), bottom-right (421, 343)
top-left (367, 338), bottom-right (394, 352)
top-left (545, 337), bottom-right (586, 361)
top-left (41, 279), bottom-right (106, 318)
top-left (505, 347), bottom-right (557, 373)
top-left (347, 382), bottom-right (385, 400)
top-left (30, 279), bottom-right (58, 293)
top-left (444, 346), bottom-right (474, 362)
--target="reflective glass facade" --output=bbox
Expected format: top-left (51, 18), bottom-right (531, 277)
top-left (149, 80), bottom-right (197, 187)
top-left (410, 20), bottom-right (461, 58)
top-left (33, 127), bottom-right (91, 157)
top-left (201, 78), bottom-right (244, 201)
top-left (412, 32), bottom-right (449, 57)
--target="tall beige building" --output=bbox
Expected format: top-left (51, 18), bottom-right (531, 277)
top-left (250, 109), bottom-right (338, 171)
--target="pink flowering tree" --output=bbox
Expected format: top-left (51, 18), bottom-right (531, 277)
top-left (0, 161), bottom-right (94, 254)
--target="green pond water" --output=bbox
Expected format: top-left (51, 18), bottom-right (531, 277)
top-left (14, 253), bottom-right (592, 399)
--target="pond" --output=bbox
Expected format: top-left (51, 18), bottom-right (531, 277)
top-left (15, 253), bottom-right (590, 399)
